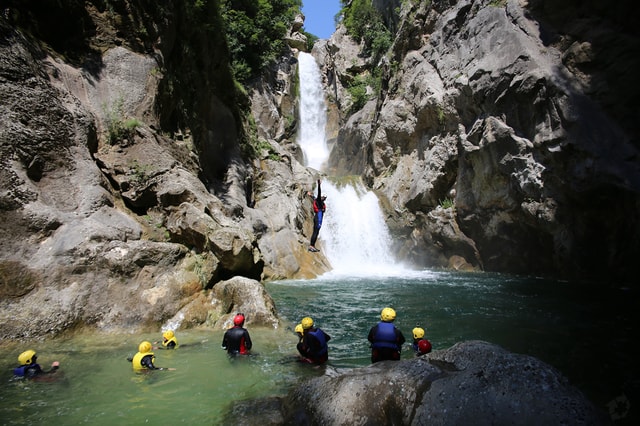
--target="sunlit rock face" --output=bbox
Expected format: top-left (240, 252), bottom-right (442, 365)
top-left (313, 0), bottom-right (640, 284)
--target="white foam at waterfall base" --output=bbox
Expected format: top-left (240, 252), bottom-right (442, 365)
top-left (319, 181), bottom-right (405, 277)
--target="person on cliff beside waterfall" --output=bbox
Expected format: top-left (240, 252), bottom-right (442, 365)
top-left (297, 316), bottom-right (331, 364)
top-left (307, 179), bottom-right (326, 253)
top-left (410, 327), bottom-right (432, 356)
top-left (13, 350), bottom-right (60, 381)
top-left (222, 313), bottom-right (253, 356)
top-left (368, 307), bottom-right (406, 363)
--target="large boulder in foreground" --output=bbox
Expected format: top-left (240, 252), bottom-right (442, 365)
top-left (227, 341), bottom-right (608, 425)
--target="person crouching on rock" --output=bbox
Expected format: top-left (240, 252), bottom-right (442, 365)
top-left (297, 316), bottom-right (331, 364)
top-left (131, 341), bottom-right (175, 371)
top-left (222, 313), bottom-right (252, 356)
top-left (368, 307), bottom-right (406, 363)
top-left (13, 350), bottom-right (60, 380)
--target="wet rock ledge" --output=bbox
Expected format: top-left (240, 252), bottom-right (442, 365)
top-left (227, 341), bottom-right (608, 425)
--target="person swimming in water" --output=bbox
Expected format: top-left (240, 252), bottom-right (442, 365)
top-left (154, 330), bottom-right (178, 349)
top-left (411, 327), bottom-right (432, 356)
top-left (131, 341), bottom-right (175, 371)
top-left (13, 350), bottom-right (60, 380)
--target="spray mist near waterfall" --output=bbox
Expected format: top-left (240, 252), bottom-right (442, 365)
top-left (297, 52), bottom-right (401, 276)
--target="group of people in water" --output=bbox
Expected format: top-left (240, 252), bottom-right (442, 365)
top-left (295, 307), bottom-right (432, 365)
top-left (12, 308), bottom-right (431, 378)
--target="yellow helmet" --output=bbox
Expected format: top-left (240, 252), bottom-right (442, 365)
top-left (138, 341), bottom-right (153, 353)
top-left (301, 317), bottom-right (314, 330)
top-left (295, 324), bottom-right (304, 334)
top-left (18, 350), bottom-right (36, 365)
top-left (381, 307), bottom-right (396, 322)
top-left (413, 327), bottom-right (425, 339)
top-left (162, 330), bottom-right (175, 340)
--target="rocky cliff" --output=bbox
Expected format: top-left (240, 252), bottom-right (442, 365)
top-left (1, 0), bottom-right (639, 340)
top-left (313, 0), bottom-right (640, 283)
top-left (0, 1), bottom-right (300, 339)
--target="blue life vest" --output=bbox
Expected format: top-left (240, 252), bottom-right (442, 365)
top-left (316, 210), bottom-right (323, 228)
top-left (308, 329), bottom-right (328, 357)
top-left (371, 322), bottom-right (400, 350)
top-left (13, 364), bottom-right (40, 377)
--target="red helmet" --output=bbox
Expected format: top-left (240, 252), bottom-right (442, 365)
top-left (418, 339), bottom-right (432, 355)
top-left (233, 314), bottom-right (245, 326)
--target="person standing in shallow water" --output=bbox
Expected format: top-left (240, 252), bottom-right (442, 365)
top-left (297, 316), bottom-right (330, 364)
top-left (368, 307), bottom-right (406, 363)
top-left (308, 179), bottom-right (326, 252)
top-left (222, 313), bottom-right (252, 356)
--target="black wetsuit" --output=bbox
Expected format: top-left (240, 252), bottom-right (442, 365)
top-left (222, 326), bottom-right (252, 355)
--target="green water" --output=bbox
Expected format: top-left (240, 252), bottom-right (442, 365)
top-left (1, 270), bottom-right (637, 425)
top-left (0, 329), bottom-right (321, 425)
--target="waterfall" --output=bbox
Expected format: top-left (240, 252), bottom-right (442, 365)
top-left (297, 52), bottom-right (401, 276)
top-left (297, 52), bottom-right (329, 170)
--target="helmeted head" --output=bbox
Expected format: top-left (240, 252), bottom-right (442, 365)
top-left (412, 327), bottom-right (425, 340)
top-left (295, 324), bottom-right (304, 335)
top-left (301, 317), bottom-right (314, 330)
top-left (418, 339), bottom-right (432, 355)
top-left (18, 350), bottom-right (36, 365)
top-left (380, 307), bottom-right (396, 322)
top-left (162, 330), bottom-right (175, 340)
top-left (138, 341), bottom-right (153, 354)
top-left (233, 314), bottom-right (245, 326)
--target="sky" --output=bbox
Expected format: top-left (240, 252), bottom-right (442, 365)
top-left (301, 0), bottom-right (342, 39)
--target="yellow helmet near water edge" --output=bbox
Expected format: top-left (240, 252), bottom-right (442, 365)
top-left (413, 327), bottom-right (425, 339)
top-left (163, 330), bottom-right (175, 340)
top-left (19, 350), bottom-right (36, 365)
top-left (381, 307), bottom-right (396, 322)
top-left (301, 317), bottom-right (314, 330)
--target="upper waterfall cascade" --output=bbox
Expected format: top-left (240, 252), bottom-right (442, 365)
top-left (297, 52), bottom-right (401, 276)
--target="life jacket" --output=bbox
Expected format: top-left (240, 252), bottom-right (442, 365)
top-left (13, 365), bottom-right (29, 377)
top-left (371, 322), bottom-right (400, 350)
top-left (307, 329), bottom-right (328, 357)
top-left (162, 337), bottom-right (178, 348)
top-left (132, 352), bottom-right (155, 371)
top-left (312, 199), bottom-right (326, 213)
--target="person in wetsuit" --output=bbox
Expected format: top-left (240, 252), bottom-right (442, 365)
top-left (222, 314), bottom-right (252, 355)
top-left (131, 341), bottom-right (173, 371)
top-left (154, 329), bottom-right (178, 349)
top-left (13, 350), bottom-right (59, 379)
top-left (297, 316), bottom-right (331, 364)
top-left (411, 327), bottom-right (432, 356)
top-left (308, 179), bottom-right (326, 252)
top-left (368, 307), bottom-right (406, 363)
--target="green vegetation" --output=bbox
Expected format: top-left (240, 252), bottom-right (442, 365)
top-left (103, 97), bottom-right (140, 145)
top-left (340, 0), bottom-right (392, 59)
top-left (346, 70), bottom-right (382, 113)
top-left (220, 0), bottom-right (302, 83)
top-left (439, 197), bottom-right (455, 209)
